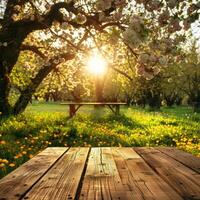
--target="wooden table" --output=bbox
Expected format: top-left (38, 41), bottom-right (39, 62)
top-left (0, 147), bottom-right (199, 200)
top-left (61, 102), bottom-right (127, 117)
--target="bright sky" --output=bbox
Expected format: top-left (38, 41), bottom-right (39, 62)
top-left (192, 22), bottom-right (200, 47)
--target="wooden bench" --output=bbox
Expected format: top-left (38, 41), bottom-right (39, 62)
top-left (0, 147), bottom-right (199, 200)
top-left (61, 102), bottom-right (127, 117)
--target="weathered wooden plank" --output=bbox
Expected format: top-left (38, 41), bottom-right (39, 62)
top-left (0, 147), bottom-right (68, 200)
top-left (22, 147), bottom-right (89, 200)
top-left (112, 147), bottom-right (183, 200)
top-left (134, 147), bottom-right (200, 200)
top-left (80, 147), bottom-right (131, 200)
top-left (156, 147), bottom-right (200, 174)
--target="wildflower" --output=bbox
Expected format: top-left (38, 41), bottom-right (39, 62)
top-left (0, 141), bottom-right (6, 145)
top-left (2, 159), bottom-right (9, 164)
top-left (0, 163), bottom-right (5, 168)
top-left (14, 155), bottom-right (19, 159)
top-left (9, 163), bottom-right (15, 167)
top-left (29, 155), bottom-right (33, 159)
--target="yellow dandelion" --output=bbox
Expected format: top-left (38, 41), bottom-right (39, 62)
top-left (22, 151), bottom-right (27, 155)
top-left (0, 141), bottom-right (6, 145)
top-left (2, 159), bottom-right (9, 164)
top-left (9, 163), bottom-right (15, 167)
top-left (0, 163), bottom-right (5, 168)
top-left (29, 154), bottom-right (33, 159)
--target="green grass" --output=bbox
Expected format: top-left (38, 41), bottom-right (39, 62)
top-left (0, 102), bottom-right (200, 178)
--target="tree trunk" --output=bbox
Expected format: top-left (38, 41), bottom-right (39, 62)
top-left (192, 91), bottom-right (200, 113)
top-left (0, 74), bottom-right (11, 115)
top-left (13, 64), bottom-right (56, 114)
top-left (147, 91), bottom-right (161, 111)
top-left (95, 77), bottom-right (104, 102)
top-left (0, 43), bottom-right (21, 115)
top-left (164, 94), bottom-right (176, 107)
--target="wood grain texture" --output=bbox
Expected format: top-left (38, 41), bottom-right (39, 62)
top-left (156, 147), bottom-right (200, 174)
top-left (112, 147), bottom-right (183, 200)
top-left (22, 147), bottom-right (89, 200)
top-left (0, 147), bottom-right (68, 200)
top-left (0, 147), bottom-right (199, 200)
top-left (134, 147), bottom-right (200, 200)
top-left (80, 147), bottom-right (130, 200)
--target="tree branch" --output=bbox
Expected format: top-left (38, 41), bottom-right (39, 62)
top-left (110, 65), bottom-right (133, 81)
top-left (20, 44), bottom-right (46, 59)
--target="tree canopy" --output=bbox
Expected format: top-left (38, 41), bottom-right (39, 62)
top-left (0, 0), bottom-right (199, 116)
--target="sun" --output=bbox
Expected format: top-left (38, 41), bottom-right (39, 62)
top-left (87, 54), bottom-right (107, 75)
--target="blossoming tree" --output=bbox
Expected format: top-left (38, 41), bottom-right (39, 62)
top-left (0, 0), bottom-right (199, 116)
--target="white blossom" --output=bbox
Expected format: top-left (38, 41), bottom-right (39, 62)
top-left (14, 5), bottom-right (21, 12)
top-left (123, 15), bottom-right (147, 49)
top-left (3, 42), bottom-right (7, 47)
top-left (0, 42), bottom-right (8, 47)
top-left (12, 14), bottom-right (18, 21)
top-left (123, 29), bottom-right (142, 48)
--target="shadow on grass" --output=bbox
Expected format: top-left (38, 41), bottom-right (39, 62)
top-left (90, 111), bottom-right (145, 129)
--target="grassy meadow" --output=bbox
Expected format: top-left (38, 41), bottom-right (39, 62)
top-left (0, 102), bottom-right (200, 178)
